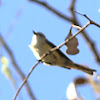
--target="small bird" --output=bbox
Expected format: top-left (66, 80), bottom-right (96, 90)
top-left (29, 31), bottom-right (96, 75)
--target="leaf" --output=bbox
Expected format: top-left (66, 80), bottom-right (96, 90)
top-left (65, 28), bottom-right (79, 55)
top-left (74, 77), bottom-right (88, 85)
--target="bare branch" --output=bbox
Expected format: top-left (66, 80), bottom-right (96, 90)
top-left (50, 22), bottom-right (90, 52)
top-left (29, 0), bottom-right (100, 64)
top-left (13, 21), bottom-right (91, 100)
top-left (1, 1), bottom-right (100, 100)
top-left (73, 11), bottom-right (100, 64)
top-left (0, 34), bottom-right (36, 100)
top-left (69, 0), bottom-right (77, 23)
top-left (13, 61), bottom-right (40, 100)
top-left (74, 11), bottom-right (100, 27)
top-left (29, 0), bottom-right (73, 22)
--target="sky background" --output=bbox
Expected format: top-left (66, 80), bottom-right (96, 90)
top-left (0, 0), bottom-right (100, 100)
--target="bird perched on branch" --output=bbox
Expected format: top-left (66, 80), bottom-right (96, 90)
top-left (29, 31), bottom-right (96, 75)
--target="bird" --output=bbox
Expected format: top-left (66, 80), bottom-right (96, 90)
top-left (29, 31), bottom-right (96, 75)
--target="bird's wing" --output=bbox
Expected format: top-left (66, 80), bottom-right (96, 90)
top-left (46, 40), bottom-right (71, 61)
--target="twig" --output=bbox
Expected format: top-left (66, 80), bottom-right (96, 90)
top-left (69, 0), bottom-right (77, 24)
top-left (74, 11), bottom-right (100, 64)
top-left (29, 0), bottom-right (73, 22)
top-left (69, 1), bottom-right (100, 64)
top-left (13, 21), bottom-right (90, 100)
top-left (72, 24), bottom-right (81, 29)
top-left (13, 45), bottom-right (56, 100)
top-left (13, 61), bottom-right (40, 100)
top-left (5, 2), bottom-right (25, 38)
top-left (0, 34), bottom-right (36, 100)
top-left (29, 0), bottom-right (100, 64)
top-left (74, 11), bottom-right (100, 27)
top-left (50, 22), bottom-right (90, 51)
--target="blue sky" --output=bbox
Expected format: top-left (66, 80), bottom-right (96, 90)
top-left (0, 0), bottom-right (100, 100)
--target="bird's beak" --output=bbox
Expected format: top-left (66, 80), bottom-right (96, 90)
top-left (33, 31), bottom-right (36, 34)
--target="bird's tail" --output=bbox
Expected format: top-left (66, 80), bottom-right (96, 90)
top-left (69, 63), bottom-right (96, 75)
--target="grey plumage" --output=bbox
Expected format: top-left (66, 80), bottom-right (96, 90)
top-left (29, 32), bottom-right (96, 75)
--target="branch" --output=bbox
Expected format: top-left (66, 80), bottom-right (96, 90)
top-left (13, 21), bottom-right (90, 100)
top-left (29, 0), bottom-right (73, 22)
top-left (73, 11), bottom-right (100, 64)
top-left (13, 61), bottom-right (40, 100)
top-left (69, 0), bottom-right (100, 64)
top-left (0, 34), bottom-right (36, 100)
top-left (50, 22), bottom-right (90, 51)
top-left (13, 1), bottom-right (100, 99)
top-left (75, 11), bottom-right (100, 27)
top-left (29, 0), bottom-right (100, 64)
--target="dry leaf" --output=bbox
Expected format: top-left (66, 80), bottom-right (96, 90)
top-left (74, 77), bottom-right (88, 85)
top-left (65, 28), bottom-right (79, 55)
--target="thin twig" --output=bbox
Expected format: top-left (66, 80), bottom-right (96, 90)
top-left (29, 0), bottom-right (100, 64)
top-left (69, 2), bottom-right (100, 64)
top-left (5, 2), bottom-right (25, 38)
top-left (72, 24), bottom-right (81, 29)
top-left (73, 11), bottom-right (100, 64)
top-left (13, 46), bottom-right (55, 100)
top-left (50, 22), bottom-right (90, 52)
top-left (13, 61), bottom-right (40, 100)
top-left (13, 21), bottom-right (90, 100)
top-left (69, 0), bottom-right (77, 24)
top-left (29, 0), bottom-right (73, 22)
top-left (13, 1), bottom-right (100, 99)
top-left (0, 34), bottom-right (36, 100)
top-left (74, 11), bottom-right (100, 27)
